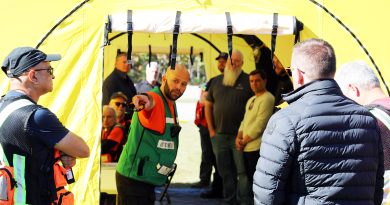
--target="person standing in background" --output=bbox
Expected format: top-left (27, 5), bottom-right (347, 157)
top-left (109, 92), bottom-right (131, 135)
top-left (235, 69), bottom-right (274, 192)
top-left (103, 52), bottom-right (137, 118)
top-left (336, 60), bottom-right (390, 204)
top-left (205, 50), bottom-right (254, 205)
top-left (101, 105), bottom-right (126, 163)
top-left (136, 61), bottom-right (161, 93)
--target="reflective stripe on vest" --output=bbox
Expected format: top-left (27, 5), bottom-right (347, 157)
top-left (166, 117), bottom-right (175, 124)
top-left (13, 154), bottom-right (26, 204)
top-left (370, 107), bottom-right (390, 130)
top-left (0, 99), bottom-right (33, 127)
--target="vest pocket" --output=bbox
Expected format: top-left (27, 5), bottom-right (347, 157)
top-left (130, 156), bottom-right (167, 186)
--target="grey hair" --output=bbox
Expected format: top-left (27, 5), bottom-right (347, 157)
top-left (146, 61), bottom-right (159, 71)
top-left (103, 105), bottom-right (117, 118)
top-left (336, 60), bottom-right (380, 90)
top-left (291, 38), bottom-right (336, 79)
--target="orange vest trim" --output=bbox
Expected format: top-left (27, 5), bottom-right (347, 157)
top-left (52, 150), bottom-right (75, 204)
top-left (106, 126), bottom-right (124, 144)
top-left (138, 92), bottom-right (166, 134)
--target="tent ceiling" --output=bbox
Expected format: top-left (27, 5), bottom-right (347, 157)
top-left (110, 11), bottom-right (300, 35)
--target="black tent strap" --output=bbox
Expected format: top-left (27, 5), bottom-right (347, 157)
top-left (190, 46), bottom-right (194, 66)
top-left (104, 15), bottom-right (112, 46)
top-left (148, 45), bottom-right (152, 66)
top-left (309, 0), bottom-right (389, 95)
top-left (293, 17), bottom-right (304, 44)
top-left (226, 12), bottom-right (233, 64)
top-left (271, 13), bottom-right (278, 69)
top-left (170, 11), bottom-right (181, 70)
top-left (168, 45), bottom-right (172, 66)
top-left (127, 10), bottom-right (133, 65)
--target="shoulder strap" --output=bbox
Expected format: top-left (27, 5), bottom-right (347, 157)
top-left (0, 98), bottom-right (34, 166)
top-left (367, 104), bottom-right (390, 130)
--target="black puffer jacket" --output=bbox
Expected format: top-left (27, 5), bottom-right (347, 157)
top-left (253, 79), bottom-right (384, 205)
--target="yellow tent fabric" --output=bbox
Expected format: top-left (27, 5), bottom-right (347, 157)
top-left (0, 0), bottom-right (389, 204)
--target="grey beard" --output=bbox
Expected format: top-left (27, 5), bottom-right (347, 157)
top-left (223, 69), bottom-right (241, 87)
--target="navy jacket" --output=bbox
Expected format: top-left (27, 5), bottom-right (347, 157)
top-left (102, 68), bottom-right (136, 105)
top-left (253, 79), bottom-right (384, 205)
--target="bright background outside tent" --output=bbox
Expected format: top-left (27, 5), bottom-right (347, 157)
top-left (1, 0), bottom-right (389, 204)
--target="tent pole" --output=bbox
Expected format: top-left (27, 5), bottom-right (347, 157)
top-left (36, 0), bottom-right (90, 49)
top-left (309, 0), bottom-right (390, 95)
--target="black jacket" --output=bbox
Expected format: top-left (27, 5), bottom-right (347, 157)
top-left (102, 68), bottom-right (137, 105)
top-left (253, 79), bottom-right (384, 205)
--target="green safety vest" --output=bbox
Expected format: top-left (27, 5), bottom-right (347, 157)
top-left (116, 87), bottom-right (179, 186)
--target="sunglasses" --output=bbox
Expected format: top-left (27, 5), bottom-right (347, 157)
top-left (114, 102), bottom-right (127, 107)
top-left (34, 66), bottom-right (54, 76)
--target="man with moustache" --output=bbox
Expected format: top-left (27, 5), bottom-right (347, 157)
top-left (116, 64), bottom-right (190, 205)
top-left (205, 50), bottom-right (254, 205)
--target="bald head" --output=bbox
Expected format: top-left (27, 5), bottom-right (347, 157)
top-left (165, 64), bottom-right (190, 81)
top-left (161, 64), bottom-right (190, 101)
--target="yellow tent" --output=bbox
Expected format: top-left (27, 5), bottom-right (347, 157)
top-left (1, 0), bottom-right (389, 204)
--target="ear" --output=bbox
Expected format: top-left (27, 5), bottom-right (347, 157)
top-left (162, 75), bottom-right (167, 83)
top-left (27, 70), bottom-right (38, 83)
top-left (297, 69), bottom-right (304, 86)
top-left (348, 84), bottom-right (360, 97)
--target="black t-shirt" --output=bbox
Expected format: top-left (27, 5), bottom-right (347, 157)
top-left (6, 91), bottom-right (69, 146)
top-left (206, 72), bottom-right (253, 134)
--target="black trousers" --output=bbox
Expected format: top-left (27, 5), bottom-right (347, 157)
top-left (115, 172), bottom-right (155, 205)
top-left (199, 125), bottom-right (223, 191)
top-left (243, 150), bottom-right (260, 184)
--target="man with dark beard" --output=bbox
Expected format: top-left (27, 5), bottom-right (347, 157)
top-left (205, 50), bottom-right (254, 205)
top-left (115, 64), bottom-right (190, 205)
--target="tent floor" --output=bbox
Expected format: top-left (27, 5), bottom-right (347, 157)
top-left (100, 184), bottom-right (222, 205)
top-left (155, 184), bottom-right (222, 205)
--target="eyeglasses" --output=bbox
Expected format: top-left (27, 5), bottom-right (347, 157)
top-left (286, 67), bottom-right (305, 76)
top-left (34, 66), bottom-right (54, 76)
top-left (114, 102), bottom-right (127, 107)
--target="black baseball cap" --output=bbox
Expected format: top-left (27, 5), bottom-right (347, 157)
top-left (2, 47), bottom-right (61, 78)
top-left (215, 52), bottom-right (228, 60)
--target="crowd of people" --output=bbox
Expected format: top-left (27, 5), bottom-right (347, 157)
top-left (0, 37), bottom-right (389, 205)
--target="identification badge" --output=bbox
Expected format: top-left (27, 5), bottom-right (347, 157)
top-left (156, 163), bottom-right (173, 176)
top-left (157, 140), bottom-right (175, 150)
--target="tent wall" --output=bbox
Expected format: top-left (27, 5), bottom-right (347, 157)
top-left (0, 0), bottom-right (389, 204)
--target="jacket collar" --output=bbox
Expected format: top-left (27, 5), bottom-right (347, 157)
top-left (283, 79), bottom-right (342, 104)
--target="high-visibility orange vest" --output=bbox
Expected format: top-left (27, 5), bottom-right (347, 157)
top-left (52, 150), bottom-right (74, 205)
